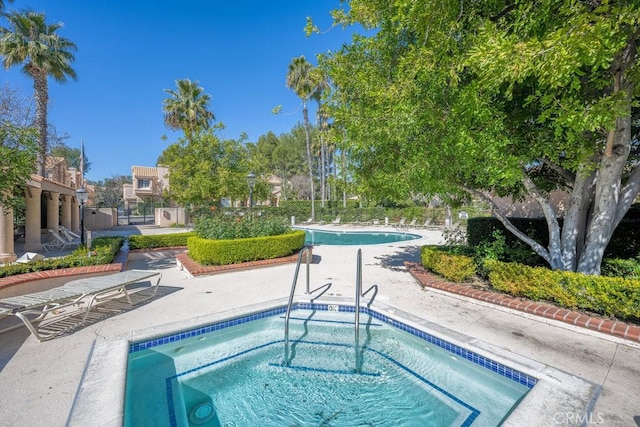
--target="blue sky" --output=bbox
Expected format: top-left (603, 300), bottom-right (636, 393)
top-left (1, 1), bottom-right (357, 182)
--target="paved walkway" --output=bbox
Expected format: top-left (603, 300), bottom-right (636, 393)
top-left (0, 225), bottom-right (639, 426)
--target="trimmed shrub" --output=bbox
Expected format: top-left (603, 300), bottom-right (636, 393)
top-left (194, 216), bottom-right (289, 240)
top-left (485, 259), bottom-right (640, 320)
top-left (188, 229), bottom-right (306, 265)
top-left (128, 232), bottom-right (196, 250)
top-left (421, 246), bottom-right (476, 283)
top-left (0, 236), bottom-right (124, 278)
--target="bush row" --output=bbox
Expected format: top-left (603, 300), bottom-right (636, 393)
top-left (194, 216), bottom-right (290, 240)
top-left (205, 202), bottom-right (485, 226)
top-left (127, 232), bottom-right (196, 250)
top-left (420, 246), bottom-right (476, 283)
top-left (0, 236), bottom-right (124, 278)
top-left (484, 259), bottom-right (640, 320)
top-left (187, 229), bottom-right (306, 265)
top-left (420, 245), bottom-right (640, 320)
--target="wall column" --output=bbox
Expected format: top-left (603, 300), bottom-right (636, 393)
top-left (61, 194), bottom-right (72, 231)
top-left (46, 191), bottom-right (60, 234)
top-left (0, 205), bottom-right (16, 263)
top-left (71, 196), bottom-right (80, 233)
top-left (24, 187), bottom-right (43, 252)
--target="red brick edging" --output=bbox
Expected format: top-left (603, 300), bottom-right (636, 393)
top-left (404, 261), bottom-right (640, 343)
top-left (0, 264), bottom-right (123, 292)
top-left (175, 252), bottom-right (301, 276)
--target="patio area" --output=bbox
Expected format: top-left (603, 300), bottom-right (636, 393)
top-left (0, 225), bottom-right (639, 426)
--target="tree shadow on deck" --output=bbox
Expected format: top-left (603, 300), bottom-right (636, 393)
top-left (374, 245), bottom-right (422, 271)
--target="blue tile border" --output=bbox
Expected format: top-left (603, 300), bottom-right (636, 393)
top-left (129, 303), bottom-right (537, 389)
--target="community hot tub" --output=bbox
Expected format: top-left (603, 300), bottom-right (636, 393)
top-left (67, 299), bottom-right (600, 426)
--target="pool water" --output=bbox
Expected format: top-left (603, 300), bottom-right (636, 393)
top-left (301, 229), bottom-right (421, 245)
top-left (126, 309), bottom-right (532, 426)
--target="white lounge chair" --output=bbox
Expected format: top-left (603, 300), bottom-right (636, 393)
top-left (0, 270), bottom-right (162, 341)
top-left (331, 216), bottom-right (341, 225)
top-left (395, 217), bottom-right (407, 228)
top-left (414, 219), bottom-right (433, 229)
top-left (44, 229), bottom-right (80, 252)
top-left (59, 226), bottom-right (81, 241)
top-left (407, 218), bottom-right (418, 227)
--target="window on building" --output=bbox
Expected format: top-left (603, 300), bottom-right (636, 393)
top-left (137, 179), bottom-right (151, 188)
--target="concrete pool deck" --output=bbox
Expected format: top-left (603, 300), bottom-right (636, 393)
top-left (0, 225), bottom-right (639, 426)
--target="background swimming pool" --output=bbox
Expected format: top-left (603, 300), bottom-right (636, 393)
top-left (126, 309), bottom-right (531, 426)
top-left (300, 229), bottom-right (421, 245)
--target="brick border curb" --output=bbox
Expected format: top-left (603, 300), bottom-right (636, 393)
top-left (404, 261), bottom-right (640, 343)
top-left (175, 251), bottom-right (301, 276)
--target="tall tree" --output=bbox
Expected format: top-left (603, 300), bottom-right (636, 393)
top-left (93, 174), bottom-right (130, 208)
top-left (50, 143), bottom-right (90, 173)
top-left (286, 55), bottom-right (324, 220)
top-left (0, 82), bottom-right (37, 209)
top-left (162, 79), bottom-right (214, 140)
top-left (0, 10), bottom-right (77, 176)
top-left (158, 130), bottom-right (264, 207)
top-left (322, 0), bottom-right (640, 275)
top-left (0, 126), bottom-right (37, 210)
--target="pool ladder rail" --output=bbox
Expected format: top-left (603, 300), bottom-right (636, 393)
top-left (284, 247), bottom-right (375, 370)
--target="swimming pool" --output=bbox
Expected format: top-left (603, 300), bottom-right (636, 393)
top-left (68, 299), bottom-right (600, 426)
top-left (300, 228), bottom-right (421, 245)
top-left (125, 306), bottom-right (532, 426)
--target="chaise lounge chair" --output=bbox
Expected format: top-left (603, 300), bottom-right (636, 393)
top-left (414, 219), bottom-right (433, 229)
top-left (0, 270), bottom-right (162, 341)
top-left (392, 217), bottom-right (407, 229)
top-left (59, 226), bottom-right (81, 241)
top-left (44, 229), bottom-right (80, 252)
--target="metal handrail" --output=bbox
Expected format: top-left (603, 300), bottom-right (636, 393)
top-left (284, 246), bottom-right (312, 364)
top-left (355, 248), bottom-right (362, 337)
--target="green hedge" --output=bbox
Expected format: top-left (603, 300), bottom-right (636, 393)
top-left (485, 259), bottom-right (640, 320)
top-left (0, 236), bottom-right (124, 278)
top-left (128, 232), bottom-right (196, 250)
top-left (421, 246), bottom-right (476, 283)
top-left (601, 258), bottom-right (640, 279)
top-left (187, 229), bottom-right (306, 265)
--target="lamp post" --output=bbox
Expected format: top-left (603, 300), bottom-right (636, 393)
top-left (247, 171), bottom-right (257, 212)
top-left (76, 187), bottom-right (88, 247)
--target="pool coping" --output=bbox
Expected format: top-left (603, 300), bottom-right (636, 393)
top-left (404, 262), bottom-right (640, 343)
top-left (66, 297), bottom-right (600, 427)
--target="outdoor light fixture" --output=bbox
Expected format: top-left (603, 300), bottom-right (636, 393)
top-left (76, 187), bottom-right (88, 246)
top-left (247, 171), bottom-right (257, 211)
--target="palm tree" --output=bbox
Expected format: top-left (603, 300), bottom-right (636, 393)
top-left (286, 55), bottom-right (325, 220)
top-left (0, 1), bottom-right (14, 11)
top-left (0, 10), bottom-right (78, 176)
top-left (163, 79), bottom-right (215, 140)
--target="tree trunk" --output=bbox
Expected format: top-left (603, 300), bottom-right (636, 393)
top-left (33, 73), bottom-right (48, 177)
top-left (576, 44), bottom-right (636, 273)
top-left (320, 134), bottom-right (326, 208)
top-left (560, 166), bottom-right (596, 271)
top-left (302, 101), bottom-right (315, 220)
top-left (577, 109), bottom-right (632, 273)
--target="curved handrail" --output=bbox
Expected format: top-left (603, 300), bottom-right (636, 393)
top-left (283, 246), bottom-right (312, 365)
top-left (355, 248), bottom-right (362, 337)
